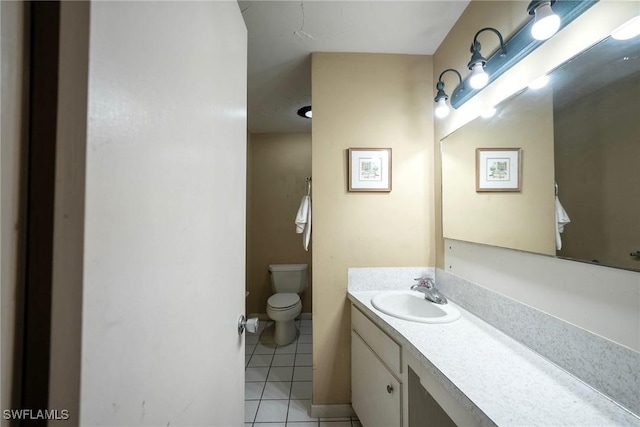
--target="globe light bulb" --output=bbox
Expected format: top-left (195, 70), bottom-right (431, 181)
top-left (435, 98), bottom-right (450, 118)
top-left (469, 63), bottom-right (489, 89)
top-left (531, 3), bottom-right (561, 40)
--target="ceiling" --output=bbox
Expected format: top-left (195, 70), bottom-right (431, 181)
top-left (239, 1), bottom-right (470, 134)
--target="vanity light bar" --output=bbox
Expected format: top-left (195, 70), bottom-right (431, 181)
top-left (449, 0), bottom-right (598, 109)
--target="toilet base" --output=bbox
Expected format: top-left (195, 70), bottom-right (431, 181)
top-left (273, 319), bottom-right (298, 346)
top-left (267, 295), bottom-right (302, 346)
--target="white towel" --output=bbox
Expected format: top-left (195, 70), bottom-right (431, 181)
top-left (295, 195), bottom-right (312, 251)
top-left (555, 196), bottom-right (570, 250)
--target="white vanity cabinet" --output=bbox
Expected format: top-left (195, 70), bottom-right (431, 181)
top-left (351, 303), bottom-right (480, 427)
top-left (351, 305), bottom-right (403, 427)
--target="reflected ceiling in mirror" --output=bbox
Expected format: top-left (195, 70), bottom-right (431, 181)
top-left (441, 33), bottom-right (640, 272)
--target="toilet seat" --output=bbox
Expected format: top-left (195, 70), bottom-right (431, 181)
top-left (267, 293), bottom-right (300, 310)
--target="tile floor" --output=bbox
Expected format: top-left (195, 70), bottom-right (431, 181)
top-left (245, 318), bottom-right (361, 427)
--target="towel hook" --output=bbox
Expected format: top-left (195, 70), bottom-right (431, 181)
top-left (555, 182), bottom-right (558, 196)
top-left (306, 177), bottom-right (312, 196)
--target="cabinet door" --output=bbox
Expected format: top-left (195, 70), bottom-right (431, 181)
top-left (352, 331), bottom-right (401, 427)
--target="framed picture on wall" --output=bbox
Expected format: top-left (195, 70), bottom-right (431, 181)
top-left (476, 148), bottom-right (522, 192)
top-left (348, 148), bottom-right (392, 192)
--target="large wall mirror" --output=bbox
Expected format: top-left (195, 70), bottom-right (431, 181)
top-left (442, 31), bottom-right (640, 272)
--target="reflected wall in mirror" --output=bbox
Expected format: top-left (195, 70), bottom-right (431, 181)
top-left (442, 34), bottom-right (640, 272)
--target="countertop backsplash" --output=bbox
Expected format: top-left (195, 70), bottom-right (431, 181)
top-left (435, 268), bottom-right (640, 418)
top-left (347, 266), bottom-right (435, 291)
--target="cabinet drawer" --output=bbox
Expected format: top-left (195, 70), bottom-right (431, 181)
top-left (352, 331), bottom-right (402, 427)
top-left (351, 305), bottom-right (401, 377)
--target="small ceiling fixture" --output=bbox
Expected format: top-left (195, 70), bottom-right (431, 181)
top-left (434, 69), bottom-right (463, 119)
top-left (297, 106), bottom-right (312, 119)
top-left (528, 0), bottom-right (561, 41)
top-left (467, 28), bottom-right (507, 90)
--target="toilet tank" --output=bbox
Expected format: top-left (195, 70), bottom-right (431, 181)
top-left (269, 264), bottom-right (308, 294)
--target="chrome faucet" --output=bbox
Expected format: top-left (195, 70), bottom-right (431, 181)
top-left (411, 277), bottom-right (448, 305)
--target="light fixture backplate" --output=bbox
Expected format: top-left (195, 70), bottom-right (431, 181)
top-left (450, 0), bottom-right (597, 109)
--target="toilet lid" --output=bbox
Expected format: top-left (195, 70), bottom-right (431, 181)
top-left (268, 293), bottom-right (300, 310)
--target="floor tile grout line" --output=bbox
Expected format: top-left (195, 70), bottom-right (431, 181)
top-left (252, 323), bottom-right (277, 424)
top-left (247, 320), bottom-right (319, 426)
top-left (285, 333), bottom-right (296, 426)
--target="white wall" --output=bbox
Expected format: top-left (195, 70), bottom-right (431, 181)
top-left (50, 2), bottom-right (248, 425)
top-left (445, 239), bottom-right (640, 351)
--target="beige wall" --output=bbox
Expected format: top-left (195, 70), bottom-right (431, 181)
top-left (1, 1), bottom-right (28, 420)
top-left (246, 133), bottom-right (312, 315)
top-left (312, 53), bottom-right (433, 405)
top-left (442, 88), bottom-right (556, 255)
top-left (555, 73), bottom-right (640, 270)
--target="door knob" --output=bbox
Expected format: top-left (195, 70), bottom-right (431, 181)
top-left (238, 315), bottom-right (259, 335)
top-left (386, 385), bottom-right (393, 394)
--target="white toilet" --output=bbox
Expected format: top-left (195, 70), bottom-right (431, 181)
top-left (266, 263), bottom-right (308, 346)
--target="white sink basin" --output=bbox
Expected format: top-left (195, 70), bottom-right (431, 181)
top-left (371, 290), bottom-right (461, 324)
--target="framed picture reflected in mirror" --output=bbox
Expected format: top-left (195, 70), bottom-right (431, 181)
top-left (476, 148), bottom-right (522, 192)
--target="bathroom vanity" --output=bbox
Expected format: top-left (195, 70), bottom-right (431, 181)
top-left (351, 305), bottom-right (475, 427)
top-left (347, 268), bottom-right (640, 427)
